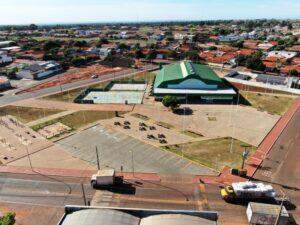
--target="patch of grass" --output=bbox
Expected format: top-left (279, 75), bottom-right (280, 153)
top-left (208, 116), bottom-right (217, 121)
top-left (181, 130), bottom-right (203, 138)
top-left (161, 137), bottom-right (256, 171)
top-left (31, 110), bottom-right (126, 131)
top-left (240, 91), bottom-right (295, 116)
top-left (0, 106), bottom-right (63, 123)
top-left (131, 113), bottom-right (150, 121)
top-left (156, 121), bottom-right (174, 129)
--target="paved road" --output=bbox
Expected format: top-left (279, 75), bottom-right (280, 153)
top-left (0, 65), bottom-right (157, 107)
top-left (91, 174), bottom-right (248, 225)
top-left (0, 173), bottom-right (94, 207)
top-left (57, 125), bottom-right (216, 175)
top-left (254, 108), bottom-right (300, 223)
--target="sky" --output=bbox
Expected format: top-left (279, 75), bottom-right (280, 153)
top-left (0, 0), bottom-right (300, 25)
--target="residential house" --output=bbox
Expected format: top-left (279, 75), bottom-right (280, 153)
top-left (0, 51), bottom-right (13, 65)
top-left (16, 61), bottom-right (62, 80)
top-left (0, 76), bottom-right (11, 90)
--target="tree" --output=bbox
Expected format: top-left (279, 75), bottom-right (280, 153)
top-left (185, 50), bottom-right (199, 61)
top-left (0, 212), bottom-right (16, 225)
top-left (146, 50), bottom-right (157, 60)
top-left (28, 23), bottom-right (38, 30)
top-left (74, 40), bottom-right (87, 48)
top-left (71, 57), bottom-right (86, 67)
top-left (44, 40), bottom-right (61, 52)
top-left (162, 95), bottom-right (180, 112)
top-left (289, 69), bottom-right (299, 77)
top-left (208, 46), bottom-right (217, 51)
top-left (231, 40), bottom-right (244, 48)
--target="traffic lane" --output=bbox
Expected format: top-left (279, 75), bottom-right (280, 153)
top-left (254, 109), bottom-right (300, 189)
top-left (0, 178), bottom-right (94, 196)
top-left (0, 176), bottom-right (95, 207)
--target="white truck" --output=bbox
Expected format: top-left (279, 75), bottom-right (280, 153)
top-left (221, 181), bottom-right (276, 202)
top-left (90, 169), bottom-right (123, 189)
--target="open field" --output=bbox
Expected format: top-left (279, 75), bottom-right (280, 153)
top-left (240, 91), bottom-right (295, 115)
top-left (0, 105), bottom-right (62, 123)
top-left (31, 110), bottom-right (124, 132)
top-left (162, 137), bottom-right (257, 171)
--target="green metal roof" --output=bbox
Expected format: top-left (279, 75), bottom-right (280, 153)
top-left (154, 61), bottom-right (223, 88)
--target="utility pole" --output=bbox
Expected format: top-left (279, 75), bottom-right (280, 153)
top-left (275, 191), bottom-right (285, 225)
top-left (241, 145), bottom-right (250, 170)
top-left (81, 183), bottom-right (87, 206)
top-left (96, 146), bottom-right (100, 170)
top-left (130, 150), bottom-right (135, 177)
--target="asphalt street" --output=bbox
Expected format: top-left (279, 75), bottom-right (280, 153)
top-left (0, 173), bottom-right (95, 207)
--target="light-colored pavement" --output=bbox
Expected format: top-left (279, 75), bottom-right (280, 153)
top-left (12, 99), bottom-right (134, 112)
top-left (134, 103), bottom-right (279, 147)
top-left (57, 125), bottom-right (216, 175)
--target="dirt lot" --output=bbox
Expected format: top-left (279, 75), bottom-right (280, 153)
top-left (162, 137), bottom-right (256, 171)
top-left (240, 91), bottom-right (296, 115)
top-left (134, 103), bottom-right (279, 147)
top-left (0, 105), bottom-right (63, 123)
top-left (31, 110), bottom-right (126, 132)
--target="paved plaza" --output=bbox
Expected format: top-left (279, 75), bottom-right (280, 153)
top-left (57, 125), bottom-right (216, 175)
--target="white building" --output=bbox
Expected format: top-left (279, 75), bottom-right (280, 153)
top-left (267, 51), bottom-right (298, 60)
top-left (16, 61), bottom-right (61, 80)
top-left (0, 52), bottom-right (13, 65)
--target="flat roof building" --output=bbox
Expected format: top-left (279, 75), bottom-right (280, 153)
top-left (153, 61), bottom-right (236, 101)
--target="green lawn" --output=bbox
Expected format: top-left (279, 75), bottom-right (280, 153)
top-left (161, 137), bottom-right (256, 171)
top-left (240, 91), bottom-right (295, 116)
top-left (0, 106), bottom-right (63, 123)
top-left (31, 110), bottom-right (125, 131)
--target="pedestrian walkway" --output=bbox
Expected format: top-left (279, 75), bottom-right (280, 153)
top-left (12, 99), bottom-right (134, 112)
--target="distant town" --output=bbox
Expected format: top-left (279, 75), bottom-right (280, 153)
top-left (0, 19), bottom-right (299, 225)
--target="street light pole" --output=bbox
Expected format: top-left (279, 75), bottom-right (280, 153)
top-left (96, 146), bottom-right (100, 170)
top-left (130, 150), bottom-right (135, 177)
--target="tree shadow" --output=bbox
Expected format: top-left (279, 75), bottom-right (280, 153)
top-left (173, 107), bottom-right (193, 115)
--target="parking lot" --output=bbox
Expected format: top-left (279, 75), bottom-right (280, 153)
top-left (57, 125), bottom-right (216, 175)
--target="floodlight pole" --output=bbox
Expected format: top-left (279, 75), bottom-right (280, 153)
top-left (96, 146), bottom-right (100, 170)
top-left (81, 183), bottom-right (87, 206)
top-left (130, 150), bottom-right (135, 177)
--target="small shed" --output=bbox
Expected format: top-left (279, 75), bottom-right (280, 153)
top-left (246, 202), bottom-right (289, 225)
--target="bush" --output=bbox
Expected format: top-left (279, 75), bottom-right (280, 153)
top-left (71, 57), bottom-right (86, 67)
top-left (162, 95), bottom-right (180, 111)
top-left (0, 212), bottom-right (16, 225)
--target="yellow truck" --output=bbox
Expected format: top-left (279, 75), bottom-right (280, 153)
top-left (221, 181), bottom-right (276, 202)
